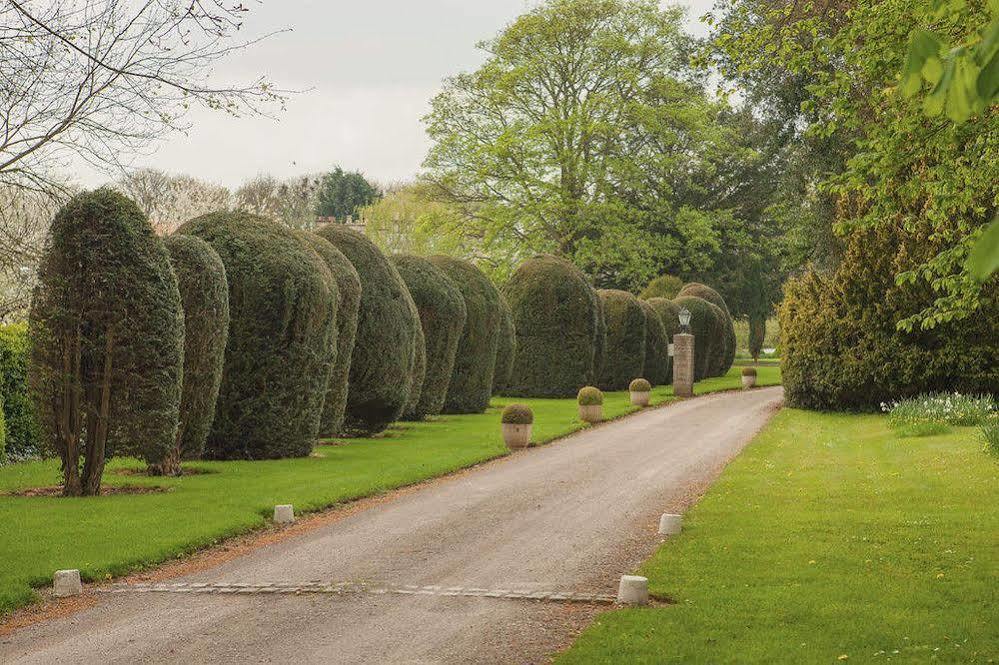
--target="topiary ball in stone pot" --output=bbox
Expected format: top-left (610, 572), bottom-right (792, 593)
top-left (501, 403), bottom-right (534, 450)
top-left (577, 386), bottom-right (604, 423)
top-left (629, 378), bottom-right (652, 407)
top-left (741, 366), bottom-right (758, 389)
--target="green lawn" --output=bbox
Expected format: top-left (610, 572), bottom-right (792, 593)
top-left (557, 409), bottom-right (997, 664)
top-left (0, 366), bottom-right (780, 618)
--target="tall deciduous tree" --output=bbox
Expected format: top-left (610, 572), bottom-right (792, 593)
top-left (0, 0), bottom-right (284, 194)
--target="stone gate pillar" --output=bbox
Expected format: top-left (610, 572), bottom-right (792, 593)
top-left (673, 333), bottom-right (694, 397)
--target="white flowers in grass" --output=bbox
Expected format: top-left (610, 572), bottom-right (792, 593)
top-left (883, 392), bottom-right (995, 437)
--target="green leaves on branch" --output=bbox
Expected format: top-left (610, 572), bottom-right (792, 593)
top-left (902, 17), bottom-right (999, 123)
top-left (966, 217), bottom-right (999, 281)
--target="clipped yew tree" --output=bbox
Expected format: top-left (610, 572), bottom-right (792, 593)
top-left (672, 295), bottom-right (718, 381)
top-left (640, 274), bottom-right (684, 300)
top-left (596, 289), bottom-right (646, 391)
top-left (646, 297), bottom-right (680, 383)
top-left (158, 234), bottom-right (230, 475)
top-left (638, 300), bottom-right (670, 386)
top-left (429, 256), bottom-right (502, 413)
top-left (29, 189), bottom-right (184, 495)
top-left (678, 282), bottom-right (735, 375)
top-left (299, 232), bottom-right (361, 437)
top-left (591, 287), bottom-right (608, 384)
top-left (317, 224), bottom-right (419, 433)
top-left (503, 255), bottom-right (601, 398)
top-left (492, 294), bottom-right (516, 394)
top-left (705, 301), bottom-right (729, 377)
top-left (179, 212), bottom-right (338, 458)
top-left (391, 255), bottom-right (467, 418)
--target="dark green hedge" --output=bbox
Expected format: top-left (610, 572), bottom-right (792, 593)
top-left (645, 297), bottom-right (680, 384)
top-left (671, 295), bottom-right (717, 381)
top-left (429, 256), bottom-right (502, 413)
top-left (780, 225), bottom-right (999, 411)
top-left (638, 300), bottom-right (670, 386)
top-left (591, 285), bottom-right (607, 385)
top-left (179, 211), bottom-right (338, 458)
top-left (30, 188), bottom-right (184, 478)
top-left (317, 225), bottom-right (419, 433)
top-left (163, 235), bottom-right (230, 463)
top-left (677, 282), bottom-right (735, 376)
top-left (0, 323), bottom-right (38, 460)
top-left (390, 255), bottom-right (466, 419)
top-left (492, 294), bottom-right (516, 394)
top-left (640, 274), bottom-right (684, 300)
top-left (597, 289), bottom-right (647, 391)
top-left (502, 255), bottom-right (601, 398)
top-left (705, 302), bottom-right (728, 377)
top-left (0, 397), bottom-right (5, 463)
top-left (300, 232), bottom-right (362, 437)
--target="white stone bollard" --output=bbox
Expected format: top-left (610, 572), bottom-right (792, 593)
top-left (273, 504), bottom-right (295, 524)
top-left (616, 575), bottom-right (649, 606)
top-left (658, 513), bottom-right (682, 536)
top-left (53, 569), bottom-right (82, 597)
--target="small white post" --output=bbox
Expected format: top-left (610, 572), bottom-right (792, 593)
top-left (616, 575), bottom-right (649, 606)
top-left (53, 569), bottom-right (82, 597)
top-left (274, 504), bottom-right (295, 524)
top-left (658, 513), bottom-right (682, 536)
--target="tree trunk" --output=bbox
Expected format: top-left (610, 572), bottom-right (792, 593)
top-left (81, 332), bottom-right (114, 496)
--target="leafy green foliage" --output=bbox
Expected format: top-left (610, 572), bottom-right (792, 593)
top-left (780, 226), bottom-right (998, 411)
top-left (503, 255), bottom-right (602, 398)
top-left (597, 290), bottom-right (646, 391)
top-left (314, 167), bottom-right (381, 219)
top-left (162, 235), bottom-right (230, 469)
top-left (748, 315), bottom-right (766, 361)
top-left (390, 255), bottom-right (467, 419)
top-left (671, 295), bottom-right (718, 381)
top-left (179, 211), bottom-right (337, 458)
top-left (501, 403), bottom-right (534, 424)
top-left (429, 256), bottom-right (502, 414)
top-left (316, 225), bottom-right (419, 434)
top-left (301, 234), bottom-right (362, 438)
top-left (677, 283), bottom-right (735, 376)
top-left (577, 386), bottom-right (604, 406)
top-left (492, 294), bottom-right (516, 394)
top-left (30, 189), bottom-right (184, 494)
top-left (0, 324), bottom-right (37, 460)
top-left (639, 275), bottom-right (684, 300)
top-left (638, 301), bottom-right (670, 386)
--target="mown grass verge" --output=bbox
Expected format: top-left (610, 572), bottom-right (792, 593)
top-left (0, 366), bottom-right (780, 618)
top-left (556, 408), bottom-right (997, 664)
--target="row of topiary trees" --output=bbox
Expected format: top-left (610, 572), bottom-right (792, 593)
top-left (17, 189), bottom-right (735, 493)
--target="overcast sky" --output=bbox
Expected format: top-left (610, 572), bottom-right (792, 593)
top-left (83, 0), bottom-right (715, 189)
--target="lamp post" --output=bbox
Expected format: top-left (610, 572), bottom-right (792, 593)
top-left (673, 307), bottom-right (695, 398)
top-left (678, 307), bottom-right (691, 334)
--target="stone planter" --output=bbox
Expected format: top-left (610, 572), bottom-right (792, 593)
top-left (502, 423), bottom-right (532, 450)
top-left (579, 404), bottom-right (603, 423)
top-left (630, 390), bottom-right (651, 407)
top-left (742, 375), bottom-right (757, 389)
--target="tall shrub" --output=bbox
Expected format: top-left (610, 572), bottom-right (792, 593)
top-left (705, 301), bottom-right (729, 377)
top-left (780, 225), bottom-right (999, 411)
top-left (317, 224), bottom-right (419, 433)
top-left (0, 396), bottom-right (5, 464)
top-left (503, 255), bottom-right (601, 398)
top-left (179, 211), bottom-right (338, 458)
top-left (646, 297), bottom-right (680, 383)
top-left (640, 274), bottom-right (684, 300)
top-left (678, 282), bottom-right (735, 375)
top-left (592, 288), bottom-right (608, 384)
top-left (672, 295), bottom-right (717, 381)
top-left (157, 235), bottom-right (230, 474)
top-left (749, 315), bottom-right (766, 361)
top-left (299, 232), bottom-right (361, 437)
top-left (597, 290), bottom-right (646, 391)
top-left (0, 323), bottom-right (38, 460)
top-left (639, 300), bottom-right (670, 385)
top-left (429, 256), bottom-right (502, 413)
top-left (492, 294), bottom-right (516, 394)
top-left (30, 189), bottom-right (184, 495)
top-left (391, 255), bottom-right (467, 418)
